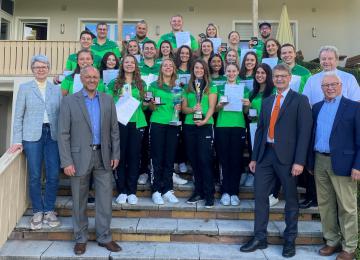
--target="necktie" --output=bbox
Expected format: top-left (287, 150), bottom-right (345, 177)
top-left (268, 94), bottom-right (282, 140)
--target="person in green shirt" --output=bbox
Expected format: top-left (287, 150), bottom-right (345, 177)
top-left (131, 20), bottom-right (153, 49)
top-left (280, 43), bottom-right (311, 94)
top-left (262, 38), bottom-right (281, 60)
top-left (91, 22), bottom-right (121, 58)
top-left (182, 59), bottom-right (217, 208)
top-left (239, 52), bottom-right (258, 80)
top-left (215, 62), bottom-right (250, 206)
top-left (106, 54), bottom-right (147, 206)
top-left (61, 49), bottom-right (105, 96)
top-left (122, 39), bottom-right (141, 59)
top-left (224, 49), bottom-right (240, 69)
top-left (249, 22), bottom-right (272, 59)
top-left (98, 51), bottom-right (120, 91)
top-left (139, 41), bottom-right (160, 78)
top-left (148, 58), bottom-right (182, 205)
top-left (209, 54), bottom-right (226, 86)
top-left (157, 14), bottom-right (199, 51)
top-left (64, 30), bottom-right (102, 71)
top-left (156, 40), bottom-right (175, 65)
top-left (199, 39), bottom-right (214, 64)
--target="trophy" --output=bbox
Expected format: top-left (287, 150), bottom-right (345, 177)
top-left (219, 95), bottom-right (229, 104)
top-left (193, 79), bottom-right (204, 121)
top-left (169, 81), bottom-right (182, 126)
top-left (144, 85), bottom-right (153, 102)
top-left (248, 108), bottom-right (258, 121)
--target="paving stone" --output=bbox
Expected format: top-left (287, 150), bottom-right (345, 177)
top-left (111, 242), bottom-right (156, 260)
top-left (111, 218), bottom-right (139, 233)
top-left (41, 241), bottom-right (109, 259)
top-left (0, 240), bottom-right (53, 259)
top-left (199, 243), bottom-right (265, 260)
top-left (158, 198), bottom-right (196, 211)
top-left (261, 245), bottom-right (336, 260)
top-left (176, 219), bottom-right (218, 235)
top-left (137, 218), bottom-right (178, 234)
top-left (273, 220), bottom-right (323, 237)
top-left (216, 219), bottom-right (279, 236)
top-left (154, 243), bottom-right (199, 260)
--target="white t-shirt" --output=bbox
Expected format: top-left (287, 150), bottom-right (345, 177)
top-left (302, 69), bottom-right (360, 105)
top-left (36, 80), bottom-right (50, 123)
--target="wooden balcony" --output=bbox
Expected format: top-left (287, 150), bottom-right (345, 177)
top-left (0, 41), bottom-right (80, 77)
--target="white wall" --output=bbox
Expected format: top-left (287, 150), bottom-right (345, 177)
top-left (12, 0), bottom-right (360, 60)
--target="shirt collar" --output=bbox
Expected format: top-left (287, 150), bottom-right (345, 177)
top-left (324, 95), bottom-right (341, 104)
top-left (276, 87), bottom-right (290, 98)
top-left (82, 88), bottom-right (99, 98)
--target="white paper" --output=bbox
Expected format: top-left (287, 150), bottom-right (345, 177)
top-left (59, 70), bottom-right (73, 82)
top-left (209, 38), bottom-right (222, 53)
top-left (262, 57), bottom-right (278, 69)
top-left (289, 74), bottom-right (302, 93)
top-left (178, 74), bottom-right (191, 85)
top-left (73, 74), bottom-right (83, 93)
top-left (141, 74), bottom-right (158, 87)
top-left (115, 94), bottom-right (140, 126)
top-left (175, 31), bottom-right (191, 47)
top-left (103, 69), bottom-right (119, 86)
top-left (240, 79), bottom-right (254, 92)
top-left (249, 122), bottom-right (258, 150)
top-left (223, 83), bottom-right (244, 112)
top-left (240, 49), bottom-right (256, 68)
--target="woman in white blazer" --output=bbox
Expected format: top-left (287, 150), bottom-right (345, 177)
top-left (9, 55), bottom-right (62, 230)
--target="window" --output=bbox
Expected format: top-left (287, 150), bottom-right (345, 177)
top-left (0, 18), bottom-right (10, 40)
top-left (80, 20), bottom-right (139, 41)
top-left (233, 20), bottom-right (298, 47)
top-left (1, 0), bottom-right (13, 16)
top-left (19, 19), bottom-right (48, 40)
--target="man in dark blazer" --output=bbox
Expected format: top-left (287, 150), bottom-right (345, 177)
top-left (307, 71), bottom-right (360, 260)
top-left (240, 64), bottom-right (313, 257)
top-left (58, 66), bottom-right (120, 255)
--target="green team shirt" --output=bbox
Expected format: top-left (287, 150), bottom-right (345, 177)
top-left (157, 31), bottom-right (199, 50)
top-left (61, 74), bottom-right (105, 95)
top-left (250, 92), bottom-right (263, 122)
top-left (139, 61), bottom-right (160, 76)
top-left (91, 38), bottom-right (121, 58)
top-left (252, 39), bottom-right (265, 60)
top-left (216, 82), bottom-right (250, 128)
top-left (177, 69), bottom-right (190, 75)
top-left (149, 82), bottom-right (182, 124)
top-left (131, 36), bottom-right (152, 45)
top-left (291, 63), bottom-right (312, 94)
top-left (211, 75), bottom-right (227, 87)
top-left (65, 52), bottom-right (102, 71)
top-left (183, 83), bottom-right (218, 125)
top-left (106, 80), bottom-right (147, 128)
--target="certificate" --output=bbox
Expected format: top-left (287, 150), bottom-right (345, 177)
top-left (240, 79), bottom-right (254, 92)
top-left (178, 74), bottom-right (191, 85)
top-left (289, 74), bottom-right (302, 92)
top-left (249, 122), bottom-right (258, 150)
top-left (103, 69), bottom-right (119, 86)
top-left (209, 38), bottom-right (222, 53)
top-left (175, 31), bottom-right (191, 47)
top-left (223, 83), bottom-right (244, 112)
top-left (115, 94), bottom-right (140, 126)
top-left (262, 58), bottom-right (278, 69)
top-left (73, 74), bottom-right (83, 93)
top-left (141, 74), bottom-right (158, 87)
top-left (240, 49), bottom-right (256, 67)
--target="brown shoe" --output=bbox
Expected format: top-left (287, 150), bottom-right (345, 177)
top-left (98, 241), bottom-right (122, 252)
top-left (74, 243), bottom-right (87, 255)
top-left (336, 251), bottom-right (355, 260)
top-left (319, 245), bottom-right (341, 256)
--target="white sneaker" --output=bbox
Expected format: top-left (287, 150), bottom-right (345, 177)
top-left (269, 194), bottom-right (279, 207)
top-left (127, 194), bottom-right (138, 205)
top-left (162, 190), bottom-right (179, 203)
top-left (179, 163), bottom-right (188, 173)
top-left (152, 191), bottom-right (164, 205)
top-left (173, 173), bottom-right (188, 185)
top-left (30, 212), bottom-right (43, 230)
top-left (240, 173), bottom-right (248, 186)
top-left (244, 174), bottom-right (254, 187)
top-left (230, 195), bottom-right (240, 206)
top-left (115, 193), bottom-right (128, 204)
top-left (138, 173), bottom-right (149, 185)
top-left (43, 211), bottom-right (60, 228)
top-left (220, 193), bottom-right (231, 206)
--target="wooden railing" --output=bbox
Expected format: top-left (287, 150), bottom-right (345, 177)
top-left (0, 41), bottom-right (80, 76)
top-left (0, 150), bottom-right (28, 248)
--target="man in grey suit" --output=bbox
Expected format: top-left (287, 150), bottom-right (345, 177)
top-left (240, 64), bottom-right (313, 257)
top-left (58, 65), bottom-right (120, 255)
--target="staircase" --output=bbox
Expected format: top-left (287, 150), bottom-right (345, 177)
top-left (0, 170), bottom-right (334, 260)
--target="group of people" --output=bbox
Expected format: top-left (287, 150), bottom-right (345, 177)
top-left (8, 14), bottom-right (360, 260)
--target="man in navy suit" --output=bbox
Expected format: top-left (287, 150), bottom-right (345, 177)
top-left (307, 71), bottom-right (360, 260)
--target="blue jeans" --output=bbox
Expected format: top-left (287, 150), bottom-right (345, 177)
top-left (23, 124), bottom-right (60, 213)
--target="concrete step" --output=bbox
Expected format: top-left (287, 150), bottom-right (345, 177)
top-left (0, 240), bottom-right (336, 260)
top-left (11, 216), bottom-right (324, 245)
top-left (25, 196), bottom-right (319, 221)
top-left (57, 178), bottom-right (306, 200)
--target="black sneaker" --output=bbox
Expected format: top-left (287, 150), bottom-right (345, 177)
top-left (205, 198), bottom-right (214, 208)
top-left (186, 193), bottom-right (204, 204)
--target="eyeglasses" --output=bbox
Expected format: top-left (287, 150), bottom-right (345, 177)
top-left (273, 74), bottom-right (290, 79)
top-left (32, 66), bottom-right (48, 71)
top-left (321, 82), bottom-right (340, 89)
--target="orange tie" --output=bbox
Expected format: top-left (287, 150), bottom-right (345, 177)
top-left (268, 94), bottom-right (282, 140)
